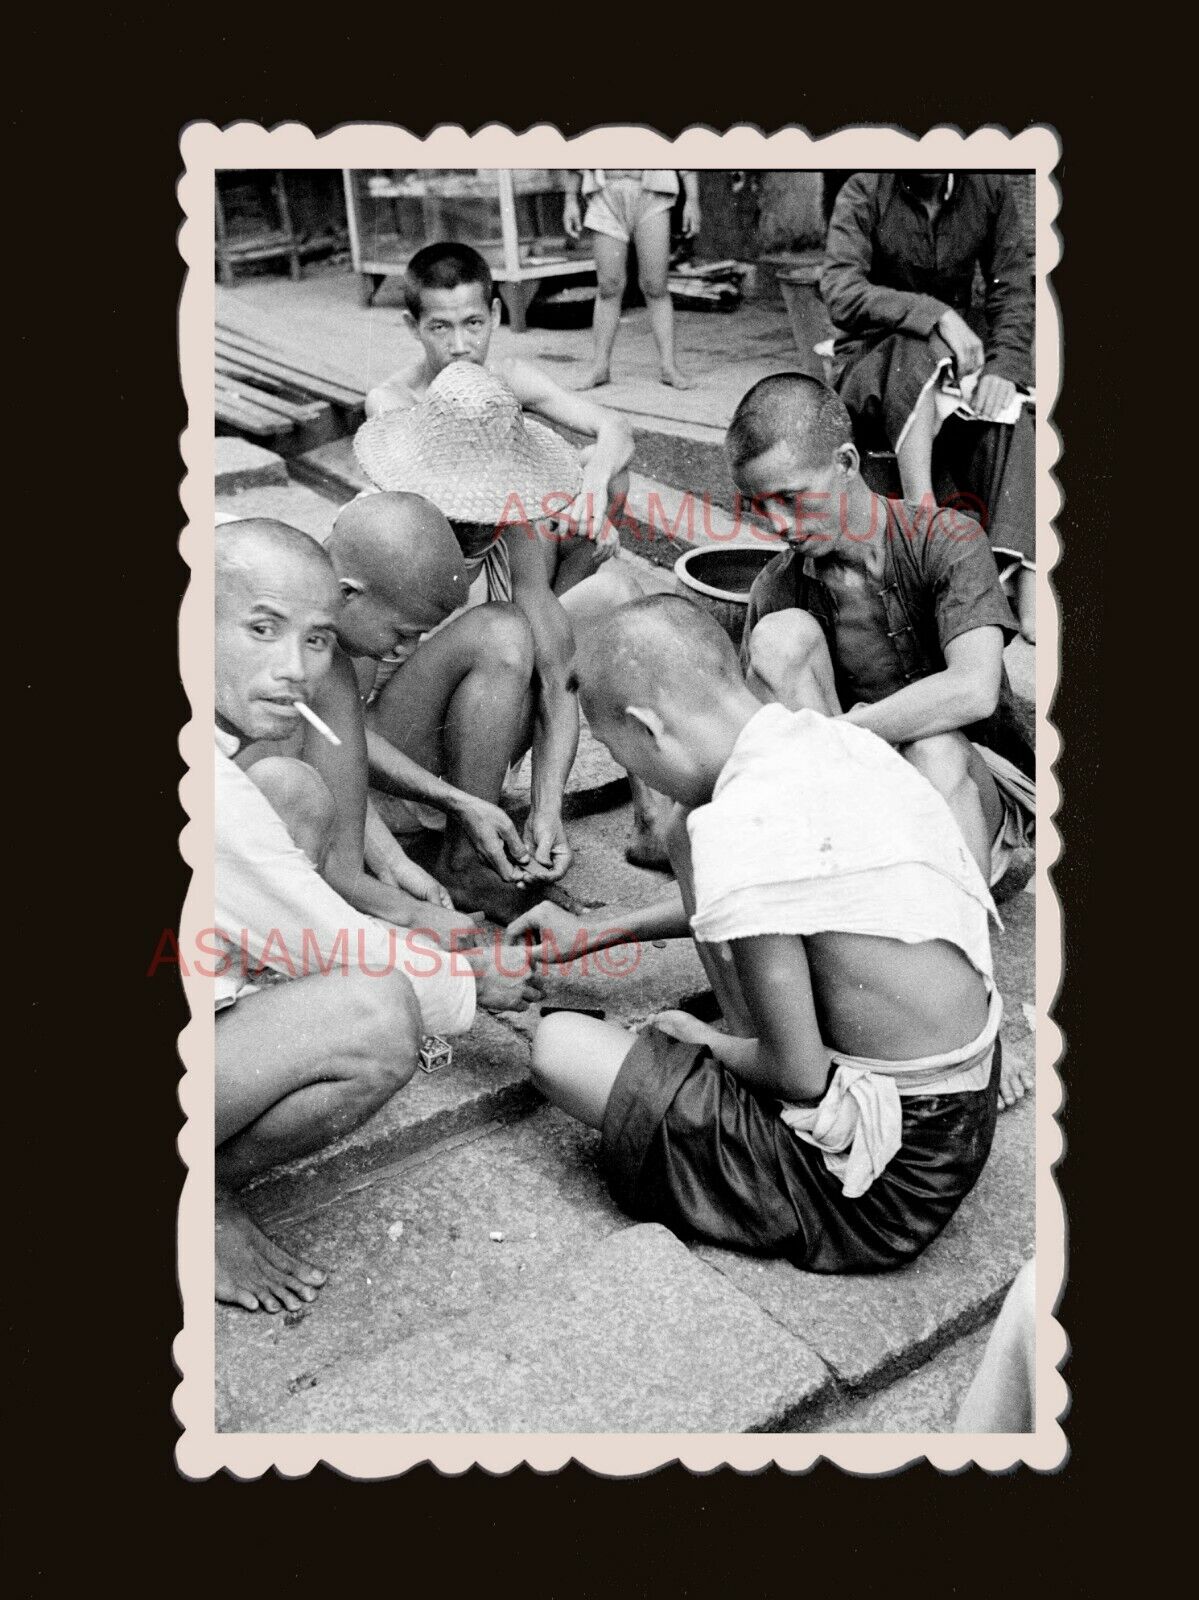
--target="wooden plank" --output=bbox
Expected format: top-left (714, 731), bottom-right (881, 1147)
top-left (214, 316), bottom-right (365, 395)
top-left (215, 375), bottom-right (329, 427)
top-left (215, 381), bottom-right (297, 429)
top-left (214, 356), bottom-right (331, 422)
top-left (215, 393), bottom-right (295, 439)
top-left (214, 334), bottom-right (365, 407)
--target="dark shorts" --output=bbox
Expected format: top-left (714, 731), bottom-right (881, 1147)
top-left (600, 1027), bottom-right (1000, 1274)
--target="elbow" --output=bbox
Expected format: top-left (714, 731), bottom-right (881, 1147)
top-left (962, 674), bottom-right (1001, 724)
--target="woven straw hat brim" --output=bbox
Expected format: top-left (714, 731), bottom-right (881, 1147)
top-left (354, 409), bottom-right (582, 524)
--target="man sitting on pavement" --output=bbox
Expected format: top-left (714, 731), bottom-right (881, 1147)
top-left (364, 240), bottom-right (634, 596)
top-left (726, 373), bottom-right (1034, 907)
top-left (214, 519), bottom-right (540, 1313)
top-left (355, 360), bottom-right (673, 882)
top-left (515, 597), bottom-right (1006, 1271)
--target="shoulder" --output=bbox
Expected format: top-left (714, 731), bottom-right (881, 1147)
top-left (495, 353), bottom-right (553, 405)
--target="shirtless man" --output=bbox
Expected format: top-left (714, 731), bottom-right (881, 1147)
top-left (356, 361), bottom-right (673, 876)
top-left (365, 240), bottom-right (634, 593)
top-left (512, 597), bottom-right (1006, 1271)
top-left (214, 519), bottom-right (539, 1311)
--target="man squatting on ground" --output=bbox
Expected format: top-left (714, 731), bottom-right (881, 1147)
top-left (729, 376), bottom-right (1035, 905)
top-left (514, 598), bottom-right (1005, 1272)
top-left (214, 519), bottom-right (541, 1313)
top-left (354, 357), bottom-right (672, 904)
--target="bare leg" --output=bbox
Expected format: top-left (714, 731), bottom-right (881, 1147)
top-left (561, 557), bottom-right (675, 868)
top-left (744, 610), bottom-right (843, 714)
top-left (896, 381), bottom-right (941, 503)
top-left (580, 231), bottom-right (627, 388)
top-left (955, 1259), bottom-right (1036, 1431)
top-left (546, 465), bottom-right (632, 597)
top-left (215, 967), bottom-right (421, 1311)
top-left (244, 756), bottom-right (336, 874)
top-left (633, 206), bottom-right (690, 388)
top-left (902, 732), bottom-right (1000, 884)
top-left (368, 604), bottom-right (536, 921)
top-left (529, 1010), bottom-right (637, 1129)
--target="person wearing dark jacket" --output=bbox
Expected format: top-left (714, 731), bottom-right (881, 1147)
top-left (821, 172), bottom-right (1036, 641)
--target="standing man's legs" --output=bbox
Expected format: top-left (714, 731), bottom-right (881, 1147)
top-left (632, 205), bottom-right (690, 389)
top-left (581, 230), bottom-right (629, 389)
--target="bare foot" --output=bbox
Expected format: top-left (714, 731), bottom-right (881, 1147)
top-left (660, 366), bottom-right (693, 390)
top-left (997, 1052), bottom-right (1034, 1112)
top-left (437, 851), bottom-right (544, 926)
top-left (216, 1197), bottom-right (325, 1314)
top-left (577, 366), bottom-right (611, 390)
top-left (625, 816), bottom-right (673, 870)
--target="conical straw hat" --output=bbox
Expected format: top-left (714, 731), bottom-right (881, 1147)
top-left (353, 360), bottom-right (583, 525)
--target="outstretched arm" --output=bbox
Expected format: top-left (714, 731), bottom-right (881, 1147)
top-left (842, 626), bottom-right (1003, 745)
top-left (504, 887), bottom-right (690, 962)
top-left (505, 522), bottom-right (580, 879)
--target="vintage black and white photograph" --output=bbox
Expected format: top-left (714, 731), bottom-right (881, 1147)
top-left (175, 127), bottom-right (1061, 1472)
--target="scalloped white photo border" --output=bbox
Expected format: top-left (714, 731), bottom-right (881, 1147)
top-left (175, 121), bottom-right (1065, 1479)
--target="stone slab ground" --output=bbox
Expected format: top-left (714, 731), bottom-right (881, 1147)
top-left (211, 273), bottom-right (1043, 1436)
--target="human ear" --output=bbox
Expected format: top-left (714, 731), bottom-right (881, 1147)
top-left (490, 298), bottom-right (502, 331)
top-left (835, 441), bottom-right (860, 479)
top-left (401, 309), bottom-right (419, 338)
top-left (338, 577), bottom-right (364, 602)
top-left (626, 705), bottom-right (666, 742)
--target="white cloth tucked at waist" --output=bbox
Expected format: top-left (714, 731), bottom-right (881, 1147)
top-left (779, 983), bottom-right (1003, 1199)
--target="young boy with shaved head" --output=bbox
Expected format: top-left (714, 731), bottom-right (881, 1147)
top-left (214, 519), bottom-right (539, 1313)
top-left (316, 490), bottom-right (545, 922)
top-left (517, 596), bottom-right (1007, 1272)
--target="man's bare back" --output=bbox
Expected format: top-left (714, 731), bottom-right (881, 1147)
top-left (804, 930), bottom-right (989, 1063)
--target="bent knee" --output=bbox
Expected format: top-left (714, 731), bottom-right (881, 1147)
top-left (248, 757), bottom-right (336, 838)
top-left (902, 732), bottom-right (971, 791)
top-left (347, 970), bottom-right (422, 1100)
top-left (475, 603), bottom-right (535, 676)
top-left (748, 609), bottom-right (825, 681)
top-left (529, 1012), bottom-right (579, 1097)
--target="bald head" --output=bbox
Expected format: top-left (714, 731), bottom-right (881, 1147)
top-left (324, 493), bottom-right (469, 660)
top-left (572, 595), bottom-right (742, 720)
top-left (216, 517), bottom-right (338, 610)
top-left (725, 373), bottom-right (853, 480)
top-left (214, 519), bottom-right (342, 744)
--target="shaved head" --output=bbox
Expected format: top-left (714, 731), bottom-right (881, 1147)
top-left (328, 493), bottom-right (467, 605)
top-left (725, 373), bottom-right (853, 477)
top-left (216, 517), bottom-right (337, 602)
top-left (572, 594), bottom-right (742, 720)
top-left (214, 519), bottom-right (341, 743)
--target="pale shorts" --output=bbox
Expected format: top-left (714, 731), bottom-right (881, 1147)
top-left (584, 178), bottom-right (674, 244)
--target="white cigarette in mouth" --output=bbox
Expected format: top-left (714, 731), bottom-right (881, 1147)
top-left (292, 700), bottom-right (342, 747)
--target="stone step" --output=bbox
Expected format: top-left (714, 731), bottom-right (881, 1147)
top-left (799, 1318), bottom-right (996, 1434)
top-left (280, 1221), bottom-right (832, 1435)
top-left (215, 436), bottom-right (290, 494)
top-left (240, 1011), bottom-right (538, 1218)
top-left (215, 480), bottom-right (342, 543)
top-left (694, 1092), bottom-right (1035, 1395)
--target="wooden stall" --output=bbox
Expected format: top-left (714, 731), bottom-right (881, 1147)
top-left (343, 169), bottom-right (593, 330)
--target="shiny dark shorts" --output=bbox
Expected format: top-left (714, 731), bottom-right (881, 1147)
top-left (600, 1028), bottom-right (1000, 1274)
